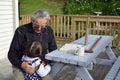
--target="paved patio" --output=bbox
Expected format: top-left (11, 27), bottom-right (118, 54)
top-left (0, 58), bottom-right (12, 80)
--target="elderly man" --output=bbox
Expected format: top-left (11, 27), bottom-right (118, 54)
top-left (8, 9), bottom-right (57, 80)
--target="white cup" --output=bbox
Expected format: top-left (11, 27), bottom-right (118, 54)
top-left (75, 46), bottom-right (85, 56)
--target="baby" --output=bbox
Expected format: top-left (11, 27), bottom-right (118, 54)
top-left (21, 41), bottom-right (51, 80)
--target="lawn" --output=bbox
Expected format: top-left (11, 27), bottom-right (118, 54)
top-left (20, 0), bottom-right (64, 15)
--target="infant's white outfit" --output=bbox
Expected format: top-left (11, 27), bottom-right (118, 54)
top-left (22, 55), bottom-right (51, 78)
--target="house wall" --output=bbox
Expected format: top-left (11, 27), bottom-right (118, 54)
top-left (0, 0), bottom-right (18, 59)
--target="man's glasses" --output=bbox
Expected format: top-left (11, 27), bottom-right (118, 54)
top-left (34, 24), bottom-right (43, 29)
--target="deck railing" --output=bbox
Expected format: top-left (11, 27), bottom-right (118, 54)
top-left (19, 14), bottom-right (120, 47)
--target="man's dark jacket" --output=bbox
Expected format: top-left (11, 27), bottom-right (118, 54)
top-left (8, 22), bottom-right (57, 69)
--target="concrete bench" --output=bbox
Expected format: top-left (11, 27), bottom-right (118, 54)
top-left (104, 56), bottom-right (120, 80)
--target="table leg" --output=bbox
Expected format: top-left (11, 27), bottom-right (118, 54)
top-left (105, 46), bottom-right (117, 61)
top-left (95, 46), bottom-right (117, 66)
top-left (74, 67), bottom-right (93, 80)
top-left (50, 62), bottom-right (64, 78)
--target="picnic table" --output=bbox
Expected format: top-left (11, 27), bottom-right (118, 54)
top-left (45, 35), bottom-right (117, 80)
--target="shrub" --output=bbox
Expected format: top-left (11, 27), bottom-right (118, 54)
top-left (63, 0), bottom-right (120, 16)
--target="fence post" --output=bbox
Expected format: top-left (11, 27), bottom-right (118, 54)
top-left (71, 15), bottom-right (76, 41)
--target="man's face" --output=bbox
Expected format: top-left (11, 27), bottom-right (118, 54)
top-left (32, 18), bottom-right (47, 33)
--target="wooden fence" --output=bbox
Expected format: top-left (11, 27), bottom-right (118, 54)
top-left (19, 14), bottom-right (120, 48)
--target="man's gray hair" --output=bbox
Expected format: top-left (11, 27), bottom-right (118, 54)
top-left (31, 9), bottom-right (50, 21)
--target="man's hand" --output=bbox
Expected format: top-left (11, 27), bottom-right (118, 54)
top-left (21, 61), bottom-right (36, 74)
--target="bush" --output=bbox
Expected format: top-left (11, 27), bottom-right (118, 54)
top-left (63, 0), bottom-right (120, 16)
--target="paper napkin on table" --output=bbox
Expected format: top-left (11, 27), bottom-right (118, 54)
top-left (59, 43), bottom-right (83, 54)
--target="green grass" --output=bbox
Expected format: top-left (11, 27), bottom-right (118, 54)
top-left (20, 0), bottom-right (64, 15)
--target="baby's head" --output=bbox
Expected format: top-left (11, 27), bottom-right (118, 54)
top-left (26, 41), bottom-right (42, 58)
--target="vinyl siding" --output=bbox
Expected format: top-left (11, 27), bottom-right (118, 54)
top-left (0, 0), bottom-right (18, 59)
